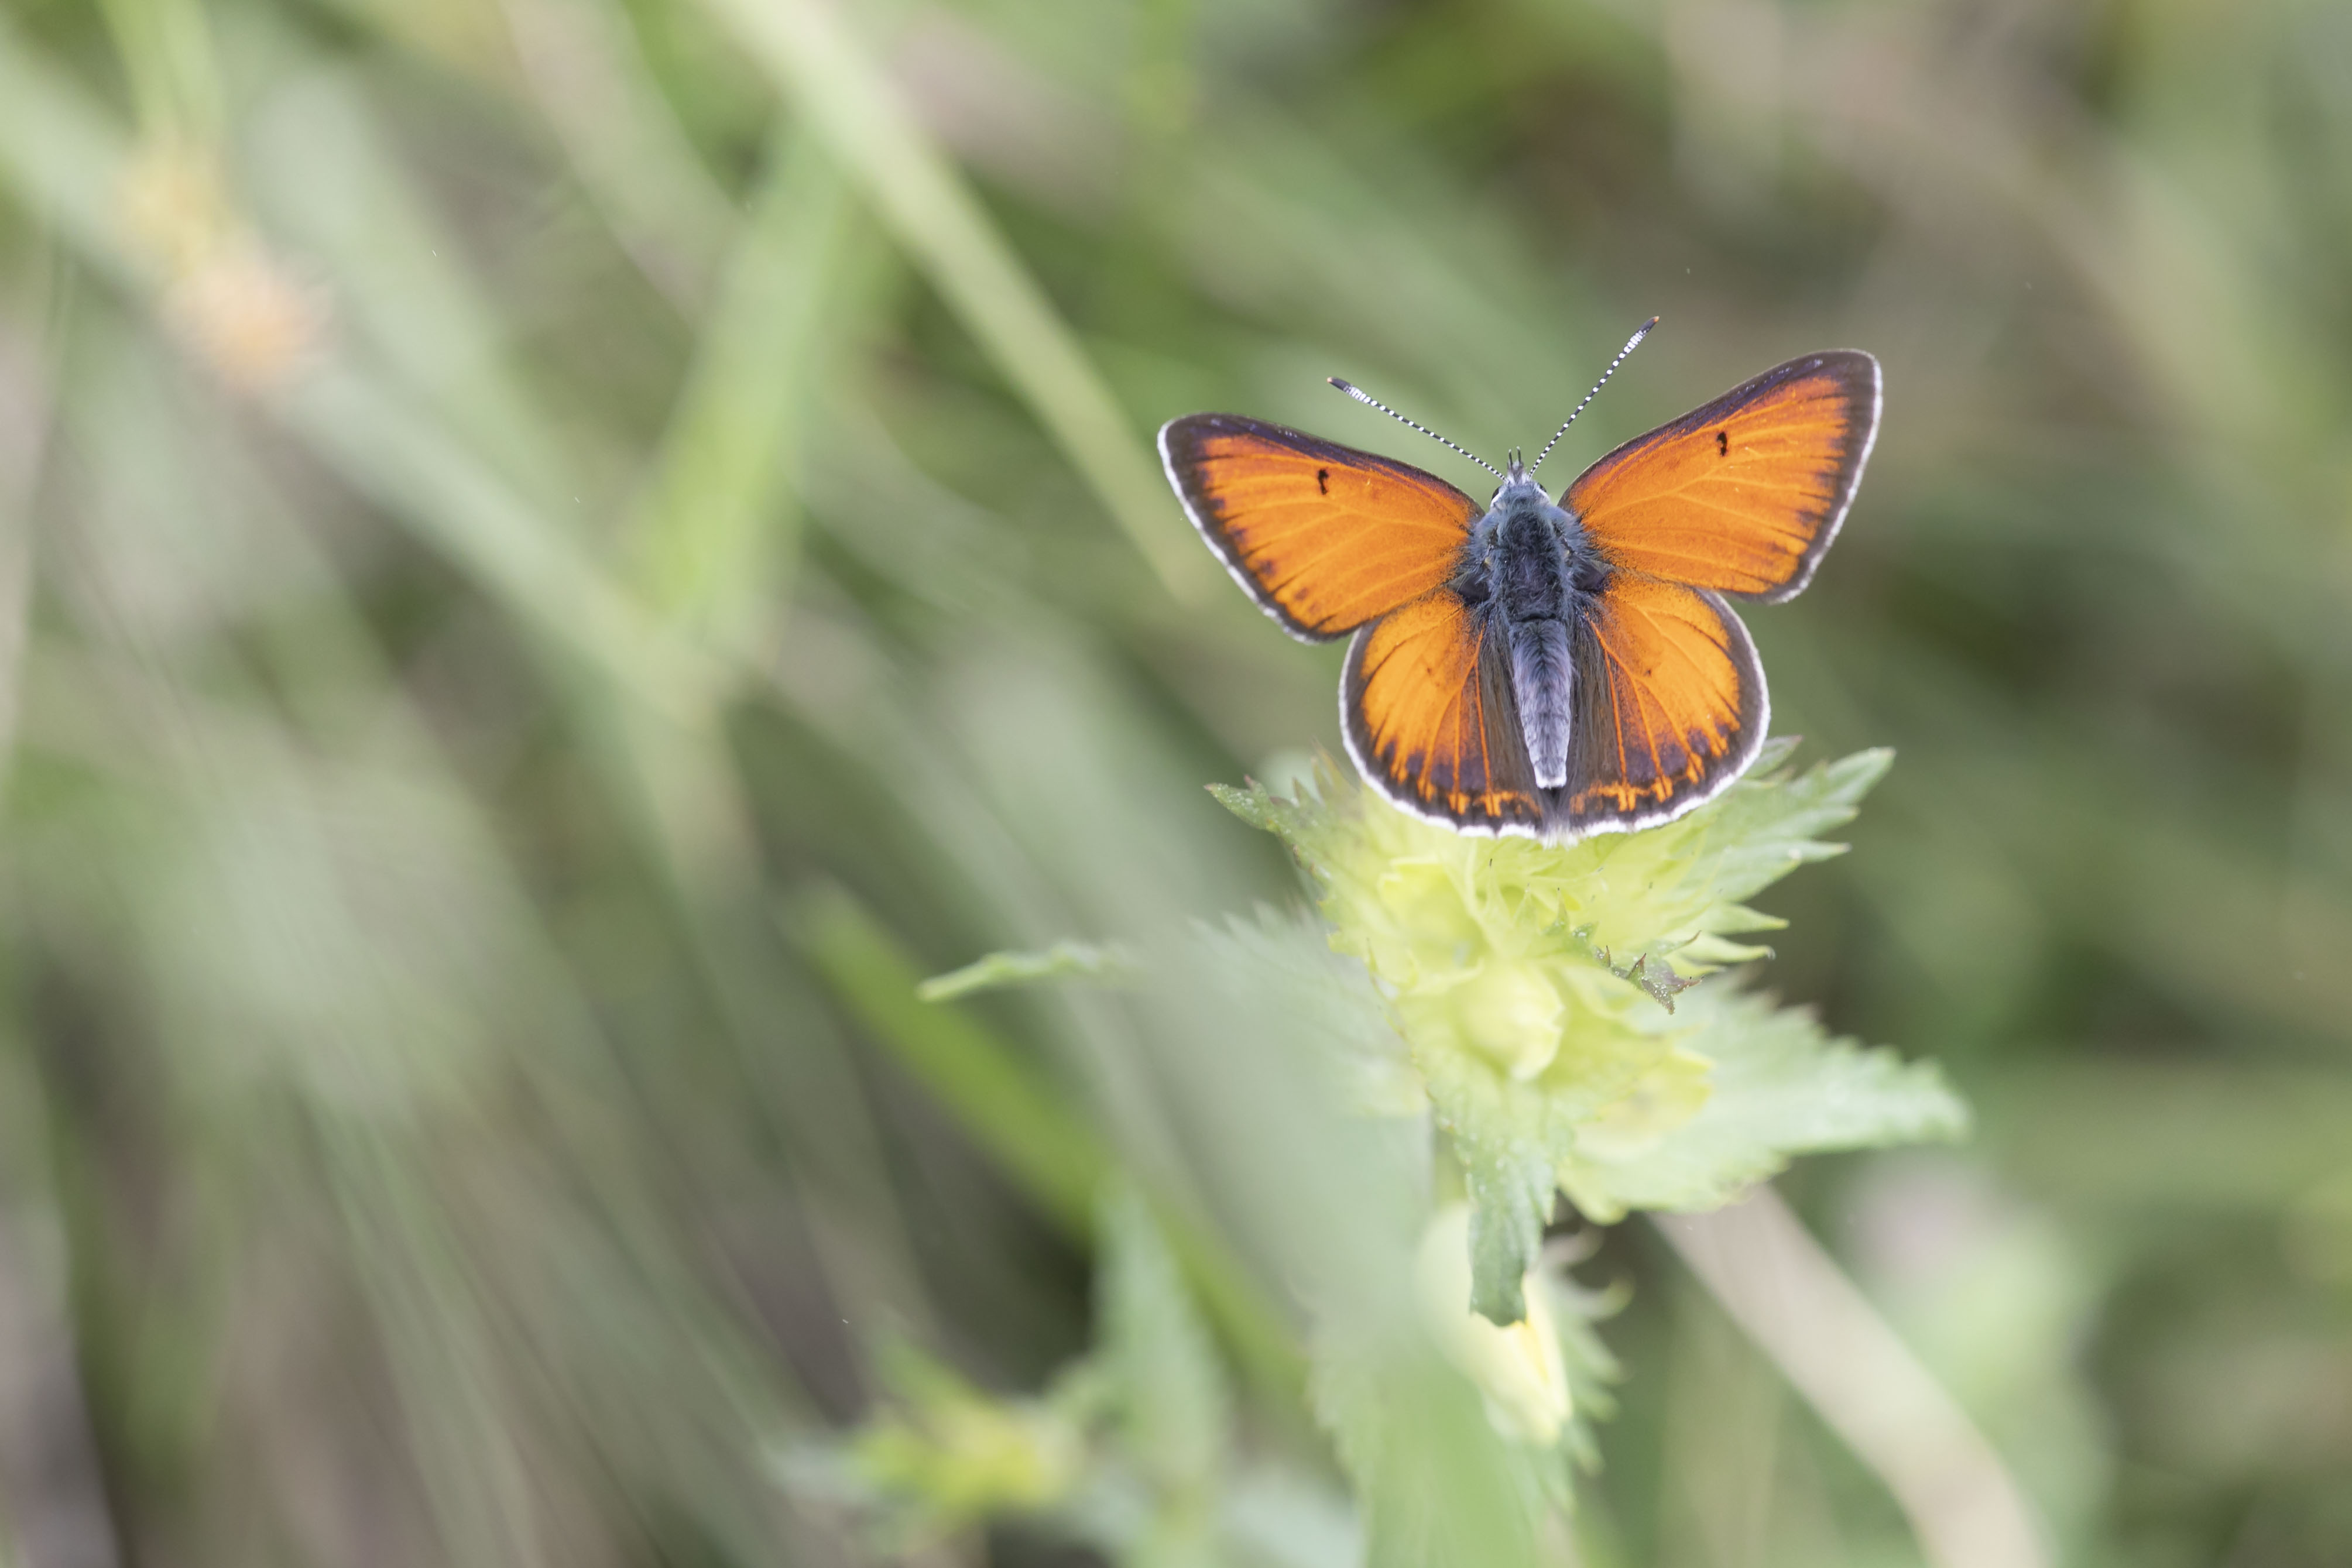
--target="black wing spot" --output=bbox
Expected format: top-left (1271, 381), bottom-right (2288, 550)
top-left (1316, 467), bottom-right (1330, 493)
top-left (1715, 430), bottom-right (1728, 456)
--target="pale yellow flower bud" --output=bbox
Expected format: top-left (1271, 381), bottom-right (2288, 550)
top-left (1451, 960), bottom-right (1566, 1080)
top-left (1415, 1203), bottom-right (1572, 1445)
top-left (119, 140), bottom-right (328, 392)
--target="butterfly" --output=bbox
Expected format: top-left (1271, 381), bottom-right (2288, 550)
top-left (1159, 322), bottom-right (1880, 842)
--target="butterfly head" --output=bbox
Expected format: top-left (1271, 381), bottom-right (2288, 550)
top-left (1488, 447), bottom-right (1548, 510)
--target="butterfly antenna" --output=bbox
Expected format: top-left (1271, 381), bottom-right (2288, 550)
top-left (1326, 378), bottom-right (1504, 479)
top-left (1530, 315), bottom-right (1660, 477)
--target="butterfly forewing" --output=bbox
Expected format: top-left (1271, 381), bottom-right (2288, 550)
top-left (1565, 351), bottom-right (1878, 602)
top-left (1562, 575), bottom-right (1765, 833)
top-left (1160, 414), bottom-right (1482, 640)
top-left (1342, 593), bottom-right (1547, 832)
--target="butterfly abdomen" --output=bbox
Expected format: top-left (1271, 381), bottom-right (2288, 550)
top-left (1509, 617), bottom-right (1574, 787)
top-left (1483, 490), bottom-right (1581, 790)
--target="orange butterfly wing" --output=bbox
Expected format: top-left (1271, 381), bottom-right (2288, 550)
top-left (1160, 414), bottom-right (1482, 640)
top-left (1565, 351), bottom-right (1878, 602)
top-left (1561, 574), bottom-right (1765, 835)
top-left (1341, 592), bottom-right (1546, 833)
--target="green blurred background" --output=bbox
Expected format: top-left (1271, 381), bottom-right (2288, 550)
top-left (0, 0), bottom-right (2346, 1563)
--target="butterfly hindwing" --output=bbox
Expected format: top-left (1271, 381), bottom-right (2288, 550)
top-left (1565, 351), bottom-right (1878, 602)
top-left (1561, 573), bottom-right (1766, 835)
top-left (1160, 414), bottom-right (1482, 640)
top-left (1341, 592), bottom-right (1547, 833)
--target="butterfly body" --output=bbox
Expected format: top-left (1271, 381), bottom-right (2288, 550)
top-left (1455, 465), bottom-right (1602, 790)
top-left (1161, 348), bottom-right (1880, 843)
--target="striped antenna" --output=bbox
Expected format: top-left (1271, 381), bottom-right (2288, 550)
top-left (1327, 378), bottom-right (1503, 479)
top-left (1530, 315), bottom-right (1660, 477)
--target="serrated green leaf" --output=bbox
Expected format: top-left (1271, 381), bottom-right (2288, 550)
top-left (1417, 1046), bottom-right (1575, 1325)
top-left (1306, 1314), bottom-right (1550, 1568)
top-left (1188, 908), bottom-right (1427, 1117)
top-left (1465, 1147), bottom-right (1554, 1327)
top-left (1537, 1261), bottom-right (1626, 1477)
top-left (1558, 747), bottom-right (1894, 972)
top-left (918, 938), bottom-right (1140, 1000)
top-left (1558, 984), bottom-right (1971, 1222)
top-left (1684, 747), bottom-right (1895, 910)
top-left (1205, 778), bottom-right (1288, 834)
top-left (1096, 1186), bottom-right (1230, 1495)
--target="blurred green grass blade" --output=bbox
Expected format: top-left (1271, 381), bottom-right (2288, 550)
top-left (0, 22), bottom-right (154, 272)
top-left (13, 10), bottom-right (927, 1376)
top-left (791, 880), bottom-right (1112, 1234)
top-left (242, 63), bottom-right (574, 508)
top-left (229, 29), bottom-right (890, 1272)
top-left (696, 0), bottom-right (1215, 604)
top-left (498, 0), bottom-right (736, 310)
top-left (1167, 111), bottom-right (1597, 443)
top-left (0, 28), bottom-right (937, 1411)
top-left (631, 124), bottom-right (877, 643)
top-left (0, 314), bottom-right (44, 771)
top-left (1657, 1192), bottom-right (2049, 1568)
top-left (0, 21), bottom-right (716, 720)
top-left (0, 303), bottom-right (94, 1568)
top-left (324, 1126), bottom-right (559, 1568)
top-left (1984, 1063), bottom-right (2352, 1211)
top-left (280, 363), bottom-right (722, 719)
top-left (0, 1035), bottom-right (124, 1568)
top-left (37, 318), bottom-right (819, 1556)
top-left (95, 0), bottom-right (224, 142)
top-left (790, 883), bottom-right (1302, 1397)
top-left (581, 694), bottom-right (942, 1330)
top-left (259, 31), bottom-right (937, 1336)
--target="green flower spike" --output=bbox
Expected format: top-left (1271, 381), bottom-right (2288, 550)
top-left (828, 1339), bottom-right (1089, 1547)
top-left (783, 1190), bottom-right (1328, 1565)
top-left (1214, 740), bottom-right (1969, 1325)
